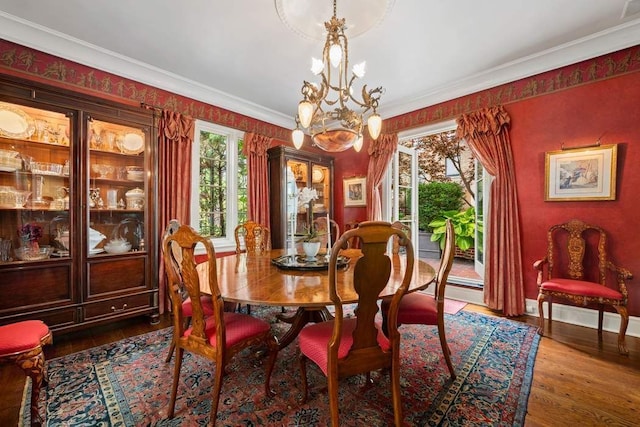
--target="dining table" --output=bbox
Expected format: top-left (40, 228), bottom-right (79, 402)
top-left (199, 248), bottom-right (436, 349)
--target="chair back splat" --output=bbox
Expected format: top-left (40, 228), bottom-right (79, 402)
top-left (534, 219), bottom-right (633, 354)
top-left (234, 220), bottom-right (270, 254)
top-left (298, 221), bottom-right (414, 426)
top-left (163, 223), bottom-right (279, 423)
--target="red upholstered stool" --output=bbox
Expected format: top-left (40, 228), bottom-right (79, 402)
top-left (0, 320), bottom-right (52, 426)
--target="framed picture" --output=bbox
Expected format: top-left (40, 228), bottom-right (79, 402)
top-left (343, 176), bottom-right (366, 207)
top-left (545, 144), bottom-right (617, 201)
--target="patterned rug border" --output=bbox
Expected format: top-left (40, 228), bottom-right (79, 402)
top-left (22, 309), bottom-right (540, 426)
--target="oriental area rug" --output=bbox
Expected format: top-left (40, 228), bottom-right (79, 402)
top-left (21, 306), bottom-right (539, 426)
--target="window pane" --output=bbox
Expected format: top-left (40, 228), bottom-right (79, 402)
top-left (199, 130), bottom-right (227, 237)
top-left (237, 138), bottom-right (248, 225)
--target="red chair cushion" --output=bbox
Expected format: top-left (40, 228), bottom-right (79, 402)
top-left (182, 295), bottom-right (215, 317)
top-left (0, 320), bottom-right (50, 356)
top-left (540, 278), bottom-right (623, 300)
top-left (298, 317), bottom-right (390, 376)
top-left (183, 312), bottom-right (271, 348)
top-left (381, 292), bottom-right (438, 325)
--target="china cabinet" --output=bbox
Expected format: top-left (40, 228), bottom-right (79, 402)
top-left (0, 77), bottom-right (158, 333)
top-left (267, 146), bottom-right (333, 250)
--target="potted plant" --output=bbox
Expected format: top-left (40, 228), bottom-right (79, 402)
top-left (297, 225), bottom-right (325, 259)
top-left (428, 207), bottom-right (480, 258)
top-left (418, 182), bottom-right (464, 258)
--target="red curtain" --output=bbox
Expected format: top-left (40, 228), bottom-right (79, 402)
top-left (366, 133), bottom-right (398, 220)
top-left (158, 110), bottom-right (194, 314)
top-left (243, 132), bottom-right (272, 229)
top-left (457, 106), bottom-right (524, 316)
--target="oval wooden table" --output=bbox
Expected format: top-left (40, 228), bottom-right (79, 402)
top-left (204, 249), bottom-right (436, 349)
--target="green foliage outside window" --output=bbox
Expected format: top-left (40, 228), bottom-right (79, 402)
top-left (198, 131), bottom-right (246, 237)
top-left (418, 181), bottom-right (464, 231)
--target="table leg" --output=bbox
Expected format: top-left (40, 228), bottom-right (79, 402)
top-left (276, 307), bottom-right (333, 350)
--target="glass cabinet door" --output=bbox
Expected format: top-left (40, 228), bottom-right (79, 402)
top-left (0, 101), bottom-right (72, 262)
top-left (87, 118), bottom-right (147, 256)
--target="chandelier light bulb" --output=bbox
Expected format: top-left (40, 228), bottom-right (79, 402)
top-left (352, 61), bottom-right (366, 78)
top-left (311, 58), bottom-right (324, 75)
top-left (298, 101), bottom-right (314, 128)
top-left (292, 128), bottom-right (305, 149)
top-left (353, 135), bottom-right (364, 152)
top-left (329, 43), bottom-right (342, 68)
top-left (367, 113), bottom-right (382, 140)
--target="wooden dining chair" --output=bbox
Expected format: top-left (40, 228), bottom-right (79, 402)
top-left (234, 220), bottom-right (270, 255)
top-left (162, 224), bottom-right (279, 424)
top-left (298, 221), bottom-right (414, 426)
top-left (162, 220), bottom-right (215, 363)
top-left (382, 219), bottom-right (457, 379)
top-left (312, 216), bottom-right (340, 252)
top-left (0, 320), bottom-right (52, 426)
top-left (234, 220), bottom-right (270, 314)
top-left (534, 219), bottom-right (633, 354)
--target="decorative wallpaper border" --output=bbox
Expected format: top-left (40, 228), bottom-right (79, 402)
top-left (385, 45), bottom-right (640, 133)
top-left (2, 38), bottom-right (639, 138)
top-left (0, 39), bottom-right (291, 141)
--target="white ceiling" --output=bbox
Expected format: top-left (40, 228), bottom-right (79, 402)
top-left (1, 0), bottom-right (640, 130)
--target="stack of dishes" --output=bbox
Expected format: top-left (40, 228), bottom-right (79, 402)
top-left (0, 149), bottom-right (21, 172)
top-left (126, 166), bottom-right (144, 181)
top-left (104, 238), bottom-right (131, 254)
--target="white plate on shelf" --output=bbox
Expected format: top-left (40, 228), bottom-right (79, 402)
top-left (89, 248), bottom-right (104, 255)
top-left (0, 103), bottom-right (35, 138)
top-left (312, 168), bottom-right (324, 183)
top-left (118, 132), bottom-right (144, 155)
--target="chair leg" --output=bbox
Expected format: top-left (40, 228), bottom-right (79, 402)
top-left (168, 347), bottom-right (183, 419)
top-left (15, 346), bottom-right (46, 427)
top-left (327, 373), bottom-right (340, 426)
top-left (615, 306), bottom-right (630, 355)
top-left (597, 305), bottom-right (604, 337)
top-left (536, 293), bottom-right (546, 335)
top-left (264, 335), bottom-right (278, 397)
top-left (391, 358), bottom-right (403, 427)
top-left (437, 322), bottom-right (456, 379)
top-left (298, 353), bottom-right (309, 404)
top-left (166, 317), bottom-right (191, 363)
top-left (210, 358), bottom-right (226, 425)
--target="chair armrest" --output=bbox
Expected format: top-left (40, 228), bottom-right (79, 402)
top-left (607, 261), bottom-right (633, 300)
top-left (533, 258), bottom-right (548, 285)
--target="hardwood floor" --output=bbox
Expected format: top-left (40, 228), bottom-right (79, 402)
top-left (0, 305), bottom-right (638, 426)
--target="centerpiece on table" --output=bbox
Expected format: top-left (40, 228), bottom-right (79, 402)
top-left (295, 187), bottom-right (325, 260)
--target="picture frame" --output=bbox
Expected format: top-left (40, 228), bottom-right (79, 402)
top-left (545, 144), bottom-right (617, 201)
top-left (343, 176), bottom-right (367, 207)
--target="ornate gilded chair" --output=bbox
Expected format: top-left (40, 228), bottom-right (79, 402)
top-left (382, 219), bottom-right (456, 378)
top-left (298, 221), bottom-right (414, 426)
top-left (163, 224), bottom-right (279, 424)
top-left (534, 219), bottom-right (633, 354)
top-left (0, 320), bottom-right (52, 426)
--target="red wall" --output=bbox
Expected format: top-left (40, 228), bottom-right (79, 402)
top-left (509, 72), bottom-right (640, 314)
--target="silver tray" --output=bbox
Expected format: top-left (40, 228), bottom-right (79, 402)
top-left (271, 254), bottom-right (350, 271)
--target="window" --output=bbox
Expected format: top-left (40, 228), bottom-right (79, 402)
top-left (190, 120), bottom-right (247, 253)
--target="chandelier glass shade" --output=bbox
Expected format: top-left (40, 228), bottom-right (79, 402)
top-left (292, 0), bottom-right (384, 152)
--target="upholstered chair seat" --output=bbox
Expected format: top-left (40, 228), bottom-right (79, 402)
top-left (0, 320), bottom-right (52, 426)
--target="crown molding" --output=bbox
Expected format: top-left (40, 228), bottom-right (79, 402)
top-left (0, 11), bottom-right (294, 129)
top-left (2, 11), bottom-right (639, 128)
top-left (382, 18), bottom-right (640, 119)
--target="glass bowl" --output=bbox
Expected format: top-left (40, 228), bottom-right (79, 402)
top-left (15, 245), bottom-right (53, 261)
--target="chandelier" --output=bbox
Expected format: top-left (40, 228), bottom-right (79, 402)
top-left (292, 0), bottom-right (384, 153)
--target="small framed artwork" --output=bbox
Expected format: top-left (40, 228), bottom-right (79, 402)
top-left (545, 144), bottom-right (617, 201)
top-left (343, 176), bottom-right (366, 207)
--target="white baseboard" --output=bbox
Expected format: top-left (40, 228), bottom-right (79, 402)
top-left (434, 286), bottom-right (640, 339)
